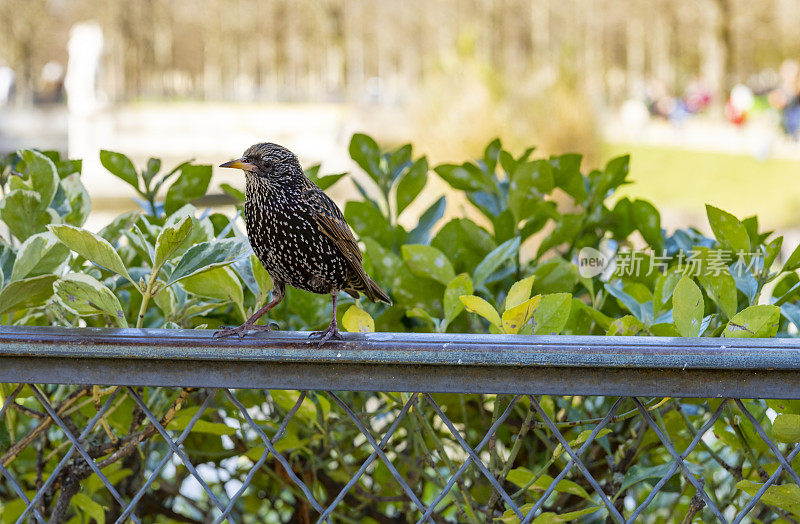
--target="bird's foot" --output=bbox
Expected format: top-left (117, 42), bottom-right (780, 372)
top-left (308, 325), bottom-right (343, 347)
top-left (214, 322), bottom-right (278, 339)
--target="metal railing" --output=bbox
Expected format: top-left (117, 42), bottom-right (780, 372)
top-left (1, 326), bottom-right (800, 523)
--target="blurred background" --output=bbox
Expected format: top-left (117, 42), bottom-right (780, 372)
top-left (1, 0), bottom-right (799, 232)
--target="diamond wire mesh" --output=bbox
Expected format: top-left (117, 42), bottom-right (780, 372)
top-left (2, 386), bottom-right (800, 523)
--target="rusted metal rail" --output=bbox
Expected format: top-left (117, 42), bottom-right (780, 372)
top-left (1, 326), bottom-right (798, 398)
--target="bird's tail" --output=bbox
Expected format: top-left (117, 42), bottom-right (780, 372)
top-left (364, 275), bottom-right (392, 305)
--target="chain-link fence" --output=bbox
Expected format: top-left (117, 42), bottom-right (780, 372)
top-left (2, 327), bottom-right (800, 523)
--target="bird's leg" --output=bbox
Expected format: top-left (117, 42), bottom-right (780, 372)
top-left (308, 291), bottom-right (343, 346)
top-left (214, 282), bottom-right (285, 338)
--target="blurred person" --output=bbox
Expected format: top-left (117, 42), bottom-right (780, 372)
top-left (37, 61), bottom-right (65, 104)
top-left (684, 76), bottom-right (712, 113)
top-left (778, 60), bottom-right (800, 138)
top-left (783, 96), bottom-right (800, 139)
top-left (726, 84), bottom-right (754, 126)
top-left (0, 65), bottom-right (14, 106)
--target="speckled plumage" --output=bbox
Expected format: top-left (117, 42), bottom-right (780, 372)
top-left (214, 142), bottom-right (390, 344)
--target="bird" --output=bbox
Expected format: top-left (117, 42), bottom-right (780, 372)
top-left (214, 142), bottom-right (391, 345)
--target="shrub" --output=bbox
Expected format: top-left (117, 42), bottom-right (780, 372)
top-left (1, 136), bottom-right (799, 522)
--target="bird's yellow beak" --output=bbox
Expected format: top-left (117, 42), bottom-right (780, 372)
top-left (219, 158), bottom-right (256, 172)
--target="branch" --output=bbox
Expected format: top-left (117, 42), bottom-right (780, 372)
top-left (1, 386), bottom-right (91, 467)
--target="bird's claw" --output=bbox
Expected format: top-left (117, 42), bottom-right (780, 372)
top-left (213, 322), bottom-right (277, 338)
top-left (308, 326), bottom-right (343, 347)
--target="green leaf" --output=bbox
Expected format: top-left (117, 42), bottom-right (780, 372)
top-left (698, 269), bottom-right (738, 320)
top-left (444, 274), bottom-right (473, 325)
top-left (0, 499), bottom-right (27, 524)
top-left (167, 237), bottom-right (251, 285)
top-left (537, 214), bottom-right (582, 257)
top-left (604, 280), bottom-right (653, 325)
top-left (653, 270), bottom-right (682, 317)
top-left (723, 305), bottom-right (781, 338)
top-left (631, 199), bottom-right (663, 252)
top-left (706, 204), bottom-right (750, 253)
top-left (575, 303), bottom-right (610, 332)
top-left (550, 153), bottom-right (586, 203)
top-left (766, 399), bottom-right (800, 415)
top-left (180, 266), bottom-right (244, 320)
top-left (649, 322), bottom-right (681, 336)
top-left (764, 236), bottom-right (783, 270)
top-left (49, 224), bottom-right (134, 285)
top-left (434, 163), bottom-right (484, 191)
top-left (492, 208), bottom-right (516, 244)
top-left (164, 205), bottom-right (213, 247)
top-left (100, 150), bottom-right (139, 191)
top-left (401, 244), bottom-right (455, 285)
top-left (534, 258), bottom-right (578, 294)
top-left (460, 295), bottom-right (501, 327)
top-left (154, 216), bottom-right (193, 271)
top-left (361, 238), bottom-right (403, 289)
top-left (19, 149), bottom-right (59, 212)
top-left (153, 286), bottom-right (176, 317)
top-left (0, 274), bottom-right (58, 316)
top-left (72, 493), bottom-right (106, 524)
top-left (344, 201), bottom-right (393, 249)
top-left (509, 160), bottom-right (553, 220)
top-left (270, 390), bottom-right (318, 423)
top-left (502, 295), bottom-right (541, 334)
top-left (505, 275), bottom-right (536, 311)
top-left (0, 189), bottom-right (56, 241)
top-left (342, 305), bottom-right (374, 332)
top-left (407, 307), bottom-right (438, 329)
top-left (531, 507), bottom-right (601, 524)
top-left (737, 480), bottom-right (800, 518)
top-left (98, 211), bottom-right (140, 244)
top-left (431, 218), bottom-right (495, 274)
top-left (483, 138), bottom-right (502, 174)
top-left (594, 154), bottom-right (630, 200)
top-left (10, 232), bottom-right (69, 281)
top-left (619, 462), bottom-right (700, 494)
top-left (167, 407), bottom-right (235, 435)
top-left (501, 505), bottom-right (600, 524)
top-left (250, 254), bottom-right (273, 305)
top-left (165, 164), bottom-right (213, 214)
top-left (54, 273), bottom-right (128, 327)
top-left (533, 293), bottom-right (572, 335)
top-left (731, 258), bottom-right (758, 304)
top-left (395, 157), bottom-right (428, 214)
top-left (407, 196), bottom-right (446, 245)
top-left (553, 428), bottom-right (613, 459)
top-left (473, 236), bottom-right (520, 287)
top-left (772, 414), bottom-right (800, 443)
top-left (606, 315), bottom-right (645, 336)
top-left (783, 242), bottom-right (800, 273)
top-left (507, 468), bottom-right (593, 500)
top-left (142, 157), bottom-right (161, 185)
top-left (59, 174), bottom-right (92, 226)
top-left (673, 276), bottom-right (704, 337)
top-left (349, 133), bottom-right (383, 184)
top-left (314, 173), bottom-right (346, 191)
top-left (124, 227), bottom-right (154, 264)
top-left (220, 183), bottom-right (245, 203)
top-left (388, 144), bottom-right (413, 181)
top-left (507, 468), bottom-right (596, 510)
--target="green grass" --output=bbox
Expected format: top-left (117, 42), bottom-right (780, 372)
top-left (601, 143), bottom-right (800, 229)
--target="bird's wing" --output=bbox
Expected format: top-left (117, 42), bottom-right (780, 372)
top-left (301, 188), bottom-right (362, 265)
top-left (301, 187), bottom-right (392, 304)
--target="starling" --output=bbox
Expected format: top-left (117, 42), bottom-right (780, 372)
top-left (214, 142), bottom-right (391, 345)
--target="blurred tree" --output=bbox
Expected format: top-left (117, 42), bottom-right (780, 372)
top-left (0, 0), bottom-right (797, 114)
